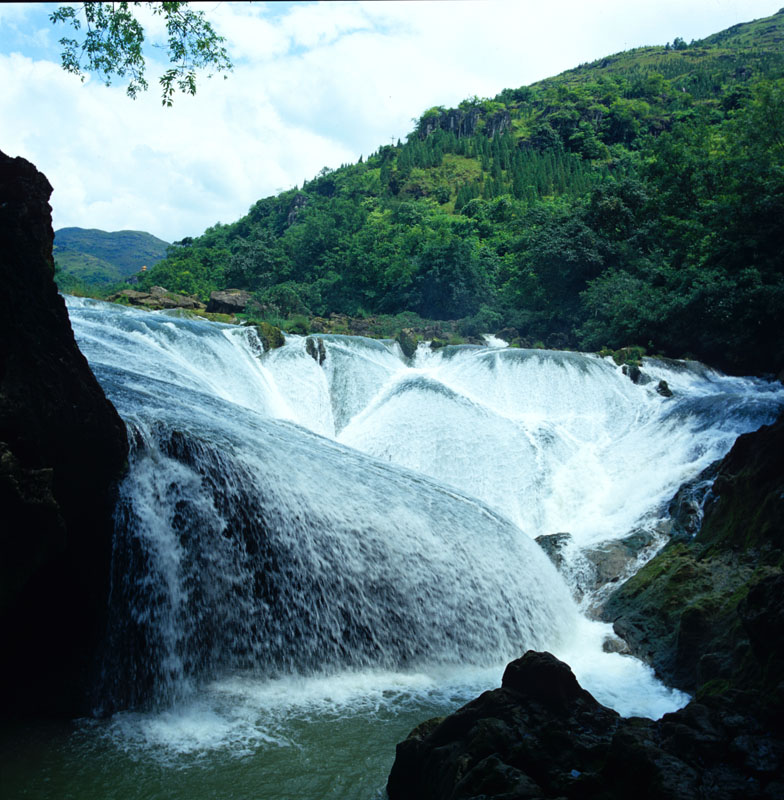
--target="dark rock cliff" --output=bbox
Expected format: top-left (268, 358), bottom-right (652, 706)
top-left (0, 151), bottom-right (128, 715)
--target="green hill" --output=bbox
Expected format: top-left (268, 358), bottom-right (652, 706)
top-left (54, 228), bottom-right (169, 290)
top-left (137, 9), bottom-right (784, 375)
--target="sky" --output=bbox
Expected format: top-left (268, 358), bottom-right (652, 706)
top-left (0, 0), bottom-right (779, 242)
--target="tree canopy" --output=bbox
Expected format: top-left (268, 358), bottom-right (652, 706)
top-left (50, 1), bottom-right (232, 105)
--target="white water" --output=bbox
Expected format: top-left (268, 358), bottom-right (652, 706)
top-left (66, 297), bottom-right (784, 763)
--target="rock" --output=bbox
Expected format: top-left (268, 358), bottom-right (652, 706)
top-left (305, 336), bottom-right (326, 364)
top-left (501, 651), bottom-right (596, 712)
top-left (495, 327), bottom-right (519, 344)
top-left (603, 414), bottom-right (784, 695)
top-left (657, 379), bottom-right (673, 397)
top-left (666, 461), bottom-right (720, 540)
top-left (388, 416), bottom-right (784, 800)
top-left (388, 651), bottom-right (784, 800)
top-left (396, 328), bottom-right (418, 359)
top-left (109, 287), bottom-right (205, 310)
top-left (583, 529), bottom-right (661, 589)
top-left (536, 530), bottom-right (663, 614)
top-left (535, 532), bottom-right (573, 570)
top-left (544, 331), bottom-right (570, 350)
top-left (255, 321), bottom-right (285, 352)
top-left (622, 363), bottom-right (642, 383)
top-left (206, 289), bottom-right (252, 314)
top-left (0, 151), bottom-right (128, 715)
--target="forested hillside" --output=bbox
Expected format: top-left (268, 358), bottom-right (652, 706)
top-left (138, 9), bottom-right (784, 375)
top-left (55, 227), bottom-right (169, 290)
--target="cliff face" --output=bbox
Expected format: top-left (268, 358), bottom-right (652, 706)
top-left (0, 151), bottom-right (128, 715)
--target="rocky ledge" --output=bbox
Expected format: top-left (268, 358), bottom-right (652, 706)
top-left (388, 650), bottom-right (783, 800)
top-left (388, 415), bottom-right (784, 798)
top-left (0, 151), bottom-right (129, 715)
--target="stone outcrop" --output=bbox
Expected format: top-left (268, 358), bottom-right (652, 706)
top-left (419, 107), bottom-right (512, 140)
top-left (0, 151), bottom-right (128, 715)
top-left (206, 288), bottom-right (252, 314)
top-left (108, 286), bottom-right (205, 310)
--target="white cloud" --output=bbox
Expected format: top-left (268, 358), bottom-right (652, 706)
top-left (0, 0), bottom-right (779, 240)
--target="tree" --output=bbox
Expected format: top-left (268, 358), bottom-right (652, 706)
top-left (50, 2), bottom-right (232, 106)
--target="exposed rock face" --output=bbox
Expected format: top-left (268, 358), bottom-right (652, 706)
top-left (0, 151), bottom-right (128, 715)
top-left (419, 107), bottom-right (511, 140)
top-left (387, 651), bottom-right (784, 800)
top-left (206, 288), bottom-right (252, 314)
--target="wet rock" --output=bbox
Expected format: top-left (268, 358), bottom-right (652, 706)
top-left (495, 327), bottom-right (519, 344)
top-left (603, 415), bottom-right (784, 695)
top-left (396, 328), bottom-right (418, 359)
top-left (622, 363), bottom-right (642, 383)
top-left (305, 336), bottom-right (327, 365)
top-left (657, 379), bottom-right (673, 397)
top-left (544, 331), bottom-right (570, 350)
top-left (255, 321), bottom-right (285, 352)
top-left (584, 529), bottom-right (661, 589)
top-left (388, 651), bottom-right (784, 800)
top-left (534, 532), bottom-right (573, 570)
top-left (667, 461), bottom-right (720, 539)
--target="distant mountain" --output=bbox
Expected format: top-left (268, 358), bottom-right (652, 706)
top-left (54, 227), bottom-right (170, 287)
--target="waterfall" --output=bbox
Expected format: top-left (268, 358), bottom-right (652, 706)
top-left (66, 297), bottom-right (784, 726)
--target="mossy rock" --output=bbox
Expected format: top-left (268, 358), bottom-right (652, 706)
top-left (604, 416), bottom-right (784, 694)
top-left (255, 321), bottom-right (285, 351)
top-left (612, 345), bottom-right (646, 367)
top-left (395, 328), bottom-right (418, 359)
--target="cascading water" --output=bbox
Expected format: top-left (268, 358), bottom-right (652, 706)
top-left (11, 296), bottom-right (779, 800)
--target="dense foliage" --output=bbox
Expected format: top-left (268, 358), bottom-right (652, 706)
top-left (139, 9), bottom-right (784, 374)
top-left (50, 1), bottom-right (232, 105)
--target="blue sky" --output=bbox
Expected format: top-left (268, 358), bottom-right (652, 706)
top-left (0, 1), bottom-right (778, 241)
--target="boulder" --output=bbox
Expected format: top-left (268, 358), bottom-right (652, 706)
top-left (206, 288), bottom-right (252, 314)
top-left (534, 532), bottom-right (573, 570)
top-left (110, 287), bottom-right (205, 310)
top-left (0, 151), bottom-right (128, 715)
top-left (255, 321), bottom-right (285, 352)
top-left (388, 651), bottom-right (783, 800)
top-left (396, 328), bottom-right (418, 359)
